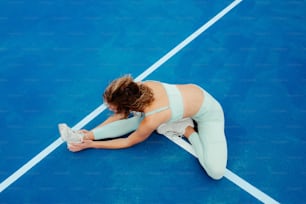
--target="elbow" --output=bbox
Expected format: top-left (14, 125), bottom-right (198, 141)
top-left (124, 139), bottom-right (133, 148)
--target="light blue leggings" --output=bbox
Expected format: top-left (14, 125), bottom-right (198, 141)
top-left (189, 89), bottom-right (227, 180)
top-left (92, 114), bottom-right (143, 140)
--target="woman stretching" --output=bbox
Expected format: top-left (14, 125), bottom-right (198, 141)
top-left (59, 75), bottom-right (227, 180)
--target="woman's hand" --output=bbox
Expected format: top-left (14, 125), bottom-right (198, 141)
top-left (68, 139), bottom-right (93, 152)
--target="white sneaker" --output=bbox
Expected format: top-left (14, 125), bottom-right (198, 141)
top-left (157, 118), bottom-right (194, 138)
top-left (58, 123), bottom-right (83, 143)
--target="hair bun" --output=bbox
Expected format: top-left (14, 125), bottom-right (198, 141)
top-left (125, 82), bottom-right (140, 96)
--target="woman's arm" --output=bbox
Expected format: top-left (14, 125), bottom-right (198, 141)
top-left (68, 118), bottom-right (155, 152)
top-left (68, 131), bottom-right (150, 152)
top-left (68, 138), bottom-right (132, 152)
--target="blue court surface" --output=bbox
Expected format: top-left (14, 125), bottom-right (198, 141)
top-left (0, 0), bottom-right (305, 203)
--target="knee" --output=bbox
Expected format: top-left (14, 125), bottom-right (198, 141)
top-left (205, 165), bottom-right (226, 180)
top-left (200, 157), bottom-right (227, 180)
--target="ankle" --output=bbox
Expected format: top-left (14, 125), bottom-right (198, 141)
top-left (83, 131), bottom-right (95, 140)
top-left (184, 126), bottom-right (196, 138)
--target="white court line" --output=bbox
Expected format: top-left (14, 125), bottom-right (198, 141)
top-left (164, 135), bottom-right (280, 204)
top-left (0, 2), bottom-right (277, 203)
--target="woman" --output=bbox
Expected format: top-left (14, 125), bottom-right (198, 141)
top-left (60, 75), bottom-right (227, 180)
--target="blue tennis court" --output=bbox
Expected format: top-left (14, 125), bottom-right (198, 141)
top-left (1, 0), bottom-right (305, 203)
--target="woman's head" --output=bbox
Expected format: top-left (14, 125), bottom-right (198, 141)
top-left (103, 75), bottom-right (154, 116)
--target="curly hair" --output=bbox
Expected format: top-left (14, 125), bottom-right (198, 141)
top-left (103, 75), bottom-right (154, 117)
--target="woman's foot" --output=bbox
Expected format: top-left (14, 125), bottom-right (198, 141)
top-left (58, 123), bottom-right (84, 143)
top-left (157, 118), bottom-right (194, 138)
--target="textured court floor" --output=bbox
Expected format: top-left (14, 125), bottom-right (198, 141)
top-left (0, 0), bottom-right (305, 203)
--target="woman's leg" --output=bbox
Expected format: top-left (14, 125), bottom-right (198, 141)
top-left (187, 93), bottom-right (227, 180)
top-left (188, 120), bottom-right (227, 180)
top-left (88, 115), bottom-right (143, 140)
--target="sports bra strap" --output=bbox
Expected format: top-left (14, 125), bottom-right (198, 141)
top-left (145, 106), bottom-right (169, 117)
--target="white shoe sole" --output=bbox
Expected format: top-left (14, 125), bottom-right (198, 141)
top-left (58, 123), bottom-right (69, 141)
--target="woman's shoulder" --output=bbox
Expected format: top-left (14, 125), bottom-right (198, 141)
top-left (142, 80), bottom-right (164, 88)
top-left (142, 80), bottom-right (160, 84)
top-left (143, 80), bottom-right (199, 88)
top-left (140, 115), bottom-right (165, 131)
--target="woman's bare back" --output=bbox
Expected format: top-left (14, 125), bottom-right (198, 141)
top-left (143, 81), bottom-right (204, 123)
